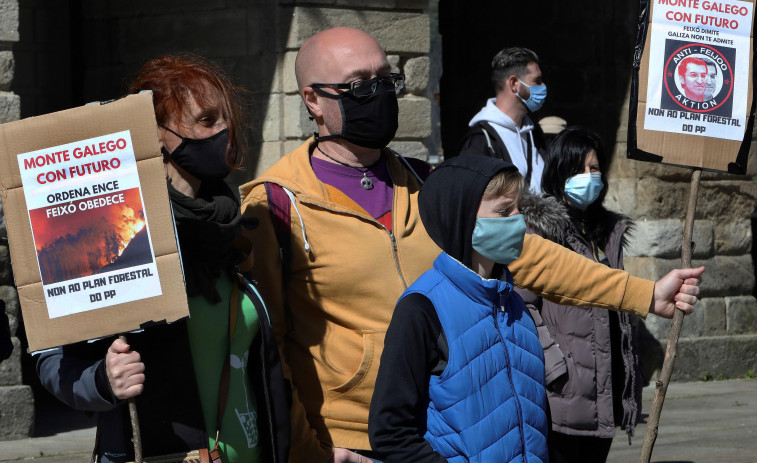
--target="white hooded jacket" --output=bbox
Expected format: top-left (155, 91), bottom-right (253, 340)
top-left (468, 98), bottom-right (545, 193)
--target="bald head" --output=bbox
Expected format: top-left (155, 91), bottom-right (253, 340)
top-left (295, 27), bottom-right (389, 94)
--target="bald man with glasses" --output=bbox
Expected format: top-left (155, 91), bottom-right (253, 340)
top-left (239, 27), bottom-right (703, 463)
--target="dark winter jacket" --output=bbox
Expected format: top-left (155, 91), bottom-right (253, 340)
top-left (36, 275), bottom-right (290, 463)
top-left (516, 194), bottom-right (642, 439)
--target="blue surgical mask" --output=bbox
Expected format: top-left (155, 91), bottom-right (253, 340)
top-left (564, 173), bottom-right (604, 210)
top-left (471, 215), bottom-right (526, 265)
top-left (517, 80), bottom-right (547, 112)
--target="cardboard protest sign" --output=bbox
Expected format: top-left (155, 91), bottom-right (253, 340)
top-left (17, 131), bottom-right (162, 318)
top-left (0, 92), bottom-right (188, 351)
top-left (629, 0), bottom-right (755, 173)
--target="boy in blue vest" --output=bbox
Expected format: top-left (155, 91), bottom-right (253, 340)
top-left (369, 154), bottom-right (548, 462)
top-left (369, 152), bottom-right (705, 463)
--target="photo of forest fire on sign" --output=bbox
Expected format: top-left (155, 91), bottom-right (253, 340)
top-left (28, 187), bottom-right (153, 285)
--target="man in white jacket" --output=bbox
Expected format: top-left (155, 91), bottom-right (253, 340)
top-left (459, 47), bottom-right (548, 193)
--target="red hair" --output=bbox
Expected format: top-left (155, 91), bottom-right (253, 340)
top-left (129, 54), bottom-right (248, 169)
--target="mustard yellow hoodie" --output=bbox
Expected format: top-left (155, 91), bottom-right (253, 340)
top-left (239, 139), bottom-right (653, 462)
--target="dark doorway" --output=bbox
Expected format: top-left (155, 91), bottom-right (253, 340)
top-left (438, 0), bottom-right (639, 161)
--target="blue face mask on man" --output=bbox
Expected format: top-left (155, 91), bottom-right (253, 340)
top-left (517, 79), bottom-right (547, 113)
top-left (564, 173), bottom-right (604, 210)
top-left (471, 215), bottom-right (527, 265)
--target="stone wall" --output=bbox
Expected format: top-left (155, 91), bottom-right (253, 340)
top-left (0, 0), bottom-right (34, 440)
top-left (608, 91), bottom-right (757, 381)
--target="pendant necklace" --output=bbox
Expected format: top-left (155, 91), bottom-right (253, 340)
top-left (316, 145), bottom-right (380, 190)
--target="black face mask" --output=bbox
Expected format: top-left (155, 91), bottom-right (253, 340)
top-left (161, 126), bottom-right (231, 181)
top-left (312, 79), bottom-right (399, 149)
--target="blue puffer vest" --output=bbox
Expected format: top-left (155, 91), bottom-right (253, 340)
top-left (404, 253), bottom-right (548, 463)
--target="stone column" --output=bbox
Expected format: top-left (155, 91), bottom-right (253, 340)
top-left (608, 89), bottom-right (757, 382)
top-left (0, 0), bottom-right (34, 440)
top-left (258, 0), bottom-right (432, 177)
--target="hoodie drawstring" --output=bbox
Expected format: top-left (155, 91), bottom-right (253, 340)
top-left (282, 187), bottom-right (311, 253)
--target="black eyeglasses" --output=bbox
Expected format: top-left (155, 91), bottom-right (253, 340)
top-left (310, 73), bottom-right (405, 98)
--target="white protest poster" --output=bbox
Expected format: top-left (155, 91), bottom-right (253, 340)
top-left (644, 0), bottom-right (753, 140)
top-left (16, 130), bottom-right (162, 318)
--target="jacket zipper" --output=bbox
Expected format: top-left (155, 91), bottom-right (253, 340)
top-left (297, 200), bottom-right (408, 290)
top-left (292, 157), bottom-right (413, 290)
top-left (492, 295), bottom-right (528, 457)
top-left (388, 230), bottom-right (407, 288)
top-left (386, 164), bottom-right (407, 289)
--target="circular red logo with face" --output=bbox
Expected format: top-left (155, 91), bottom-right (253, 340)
top-left (664, 43), bottom-right (733, 113)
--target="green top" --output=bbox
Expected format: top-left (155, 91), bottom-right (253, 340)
top-left (186, 276), bottom-right (263, 463)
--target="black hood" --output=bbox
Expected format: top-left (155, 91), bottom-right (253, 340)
top-left (419, 155), bottom-right (517, 268)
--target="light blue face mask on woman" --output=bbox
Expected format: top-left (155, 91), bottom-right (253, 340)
top-left (517, 80), bottom-right (547, 113)
top-left (564, 173), bottom-right (604, 210)
top-left (471, 215), bottom-right (527, 265)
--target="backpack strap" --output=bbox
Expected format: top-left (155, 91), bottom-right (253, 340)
top-left (530, 117), bottom-right (548, 162)
top-left (481, 126), bottom-right (496, 155)
top-left (265, 182), bottom-right (292, 253)
top-left (264, 182), bottom-right (295, 334)
top-left (477, 121), bottom-right (538, 186)
top-left (388, 148), bottom-right (433, 184)
top-left (524, 134), bottom-right (534, 188)
top-left (478, 121), bottom-right (513, 166)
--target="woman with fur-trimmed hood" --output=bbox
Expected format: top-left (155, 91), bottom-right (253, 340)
top-left (517, 127), bottom-right (642, 463)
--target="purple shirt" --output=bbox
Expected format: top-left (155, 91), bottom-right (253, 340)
top-left (311, 154), bottom-right (394, 230)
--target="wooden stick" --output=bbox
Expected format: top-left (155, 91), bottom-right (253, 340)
top-left (639, 168), bottom-right (701, 463)
top-left (119, 335), bottom-right (143, 463)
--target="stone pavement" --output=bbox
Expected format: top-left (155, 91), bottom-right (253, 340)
top-left (0, 393), bottom-right (96, 463)
top-left (0, 379), bottom-right (754, 462)
top-left (608, 378), bottom-right (756, 463)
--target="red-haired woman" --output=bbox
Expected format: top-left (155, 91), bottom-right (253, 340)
top-left (37, 54), bottom-right (290, 463)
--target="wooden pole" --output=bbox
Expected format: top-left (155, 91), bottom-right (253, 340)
top-left (639, 168), bottom-right (701, 463)
top-left (119, 335), bottom-right (143, 463)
